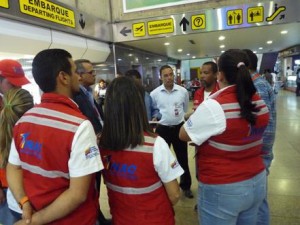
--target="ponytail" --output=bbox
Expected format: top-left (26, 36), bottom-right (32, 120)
top-left (218, 49), bottom-right (259, 125)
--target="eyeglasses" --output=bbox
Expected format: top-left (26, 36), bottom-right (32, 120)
top-left (85, 70), bottom-right (96, 75)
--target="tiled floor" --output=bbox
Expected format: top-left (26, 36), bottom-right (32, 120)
top-left (100, 90), bottom-right (300, 225)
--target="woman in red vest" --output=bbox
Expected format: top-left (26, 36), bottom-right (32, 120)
top-left (99, 76), bottom-right (184, 225)
top-left (179, 49), bottom-right (270, 225)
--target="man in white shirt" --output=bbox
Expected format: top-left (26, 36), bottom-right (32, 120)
top-left (151, 65), bottom-right (193, 198)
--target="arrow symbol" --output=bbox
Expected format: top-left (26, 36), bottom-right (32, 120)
top-left (79, 14), bottom-right (85, 29)
top-left (280, 14), bottom-right (285, 20)
top-left (179, 17), bottom-right (189, 32)
top-left (120, 27), bottom-right (131, 36)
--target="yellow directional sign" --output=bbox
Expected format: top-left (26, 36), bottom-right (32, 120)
top-left (133, 22), bottom-right (146, 37)
top-left (248, 6), bottom-right (264, 23)
top-left (191, 14), bottom-right (206, 30)
top-left (227, 9), bottom-right (243, 26)
top-left (147, 18), bottom-right (173, 35)
top-left (0, 0), bottom-right (9, 8)
top-left (19, 0), bottom-right (75, 28)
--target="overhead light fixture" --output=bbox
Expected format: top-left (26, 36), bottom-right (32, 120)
top-left (157, 59), bottom-right (162, 62)
top-left (218, 36), bottom-right (225, 41)
top-left (253, 51), bottom-right (257, 54)
top-left (281, 30), bottom-right (288, 34)
top-left (221, 50), bottom-right (225, 53)
top-left (128, 54), bottom-right (133, 56)
top-left (266, 40), bottom-right (273, 44)
top-left (220, 45), bottom-right (225, 48)
top-left (146, 57), bottom-right (149, 60)
top-left (177, 49), bottom-right (183, 52)
top-left (164, 42), bottom-right (170, 46)
top-left (259, 47), bottom-right (263, 50)
top-left (186, 53), bottom-right (190, 56)
top-left (117, 58), bottom-right (122, 61)
top-left (192, 56), bottom-right (196, 59)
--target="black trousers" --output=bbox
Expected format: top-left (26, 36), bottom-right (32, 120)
top-left (156, 123), bottom-right (192, 190)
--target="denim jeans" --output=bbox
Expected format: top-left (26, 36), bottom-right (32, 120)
top-left (198, 170), bottom-right (266, 225)
top-left (0, 189), bottom-right (20, 225)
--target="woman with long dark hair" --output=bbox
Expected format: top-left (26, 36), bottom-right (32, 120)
top-left (179, 49), bottom-right (270, 225)
top-left (99, 76), bottom-right (183, 225)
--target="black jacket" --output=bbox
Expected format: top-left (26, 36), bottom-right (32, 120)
top-left (74, 88), bottom-right (104, 134)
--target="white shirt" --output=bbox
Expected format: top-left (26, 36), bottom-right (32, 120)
top-left (151, 84), bottom-right (189, 126)
top-left (153, 136), bottom-right (184, 183)
top-left (184, 88), bottom-right (228, 146)
top-left (8, 120), bottom-right (103, 212)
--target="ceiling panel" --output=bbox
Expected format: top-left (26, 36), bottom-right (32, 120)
top-left (121, 22), bottom-right (300, 60)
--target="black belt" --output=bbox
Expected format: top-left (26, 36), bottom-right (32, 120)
top-left (157, 122), bottom-right (184, 129)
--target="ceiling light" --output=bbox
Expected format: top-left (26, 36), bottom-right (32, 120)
top-left (192, 56), bottom-right (196, 59)
top-left (186, 53), bottom-right (190, 56)
top-left (220, 45), bottom-right (225, 48)
top-left (128, 54), bottom-right (133, 56)
top-left (259, 47), bottom-right (263, 50)
top-left (164, 42), bottom-right (170, 46)
top-left (221, 50), bottom-right (225, 53)
top-left (281, 30), bottom-right (288, 34)
top-left (146, 57), bottom-right (149, 60)
top-left (177, 49), bottom-right (183, 52)
top-left (117, 58), bottom-right (122, 61)
top-left (218, 36), bottom-right (225, 41)
top-left (266, 40), bottom-right (273, 44)
top-left (253, 51), bottom-right (257, 54)
top-left (157, 59), bottom-right (162, 62)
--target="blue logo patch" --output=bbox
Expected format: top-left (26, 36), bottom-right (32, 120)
top-left (19, 133), bottom-right (42, 159)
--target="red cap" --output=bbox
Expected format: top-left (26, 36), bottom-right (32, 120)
top-left (0, 59), bottom-right (30, 87)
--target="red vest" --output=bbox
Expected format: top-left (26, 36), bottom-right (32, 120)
top-left (14, 93), bottom-right (98, 225)
top-left (193, 82), bottom-right (219, 110)
top-left (197, 86), bottom-right (269, 184)
top-left (101, 134), bottom-right (174, 225)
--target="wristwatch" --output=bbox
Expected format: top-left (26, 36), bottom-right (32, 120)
top-left (18, 196), bottom-right (29, 209)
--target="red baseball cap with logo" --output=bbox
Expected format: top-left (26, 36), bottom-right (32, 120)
top-left (0, 59), bottom-right (30, 87)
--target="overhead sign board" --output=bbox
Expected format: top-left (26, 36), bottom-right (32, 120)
top-left (191, 14), bottom-right (206, 30)
top-left (0, 0), bottom-right (9, 8)
top-left (148, 18), bottom-right (174, 35)
top-left (0, 0), bottom-right (112, 42)
top-left (114, 0), bottom-right (298, 42)
top-left (247, 6), bottom-right (264, 23)
top-left (227, 9), bottom-right (243, 26)
top-left (133, 22), bottom-right (146, 37)
top-left (19, 0), bottom-right (75, 28)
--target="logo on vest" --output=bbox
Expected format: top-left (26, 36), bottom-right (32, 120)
top-left (245, 125), bottom-right (266, 140)
top-left (85, 146), bottom-right (99, 159)
top-left (19, 133), bottom-right (42, 159)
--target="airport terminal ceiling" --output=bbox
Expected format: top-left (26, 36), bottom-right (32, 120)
top-left (121, 22), bottom-right (300, 60)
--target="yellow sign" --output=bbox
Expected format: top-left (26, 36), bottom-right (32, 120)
top-left (19, 0), bottom-right (75, 28)
top-left (191, 14), bottom-right (206, 30)
top-left (148, 18), bottom-right (173, 35)
top-left (227, 9), bottom-right (243, 26)
top-left (0, 0), bottom-right (9, 8)
top-left (133, 22), bottom-right (146, 37)
top-left (248, 6), bottom-right (264, 23)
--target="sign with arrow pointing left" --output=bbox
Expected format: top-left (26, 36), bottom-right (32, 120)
top-left (120, 27), bottom-right (131, 36)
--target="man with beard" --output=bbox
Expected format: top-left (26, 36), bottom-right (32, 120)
top-left (193, 61), bottom-right (219, 110)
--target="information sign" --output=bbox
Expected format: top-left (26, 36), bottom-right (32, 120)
top-left (147, 18), bottom-right (174, 35)
top-left (133, 22), bottom-right (146, 37)
top-left (19, 0), bottom-right (75, 28)
top-left (227, 9), bottom-right (243, 26)
top-left (0, 0), bottom-right (9, 8)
